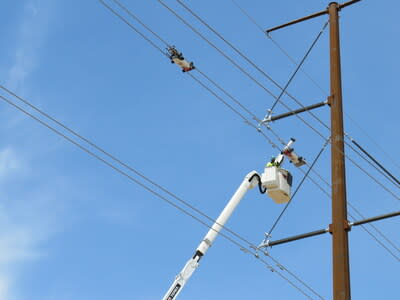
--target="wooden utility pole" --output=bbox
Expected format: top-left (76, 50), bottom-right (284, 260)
top-left (328, 3), bottom-right (351, 300)
top-left (265, 1), bottom-right (362, 299)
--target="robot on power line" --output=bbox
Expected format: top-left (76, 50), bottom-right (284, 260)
top-left (167, 46), bottom-right (195, 72)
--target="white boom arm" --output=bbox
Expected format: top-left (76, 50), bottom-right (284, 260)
top-left (162, 171), bottom-right (260, 300)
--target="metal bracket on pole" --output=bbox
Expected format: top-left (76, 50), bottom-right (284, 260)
top-left (258, 232), bottom-right (272, 250)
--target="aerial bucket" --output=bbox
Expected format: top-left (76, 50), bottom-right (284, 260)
top-left (261, 166), bottom-right (292, 204)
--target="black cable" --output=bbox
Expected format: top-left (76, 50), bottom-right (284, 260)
top-left (344, 113), bottom-right (400, 171)
top-left (248, 173), bottom-right (267, 194)
top-left (267, 139), bottom-right (330, 235)
top-left (345, 139), bottom-right (399, 188)
top-left (349, 138), bottom-right (400, 186)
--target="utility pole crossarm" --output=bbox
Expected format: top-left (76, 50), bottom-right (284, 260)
top-left (266, 101), bottom-right (327, 123)
top-left (258, 210), bottom-right (400, 248)
top-left (265, 0), bottom-right (362, 34)
top-left (339, 0), bottom-right (362, 10)
top-left (266, 9), bottom-right (327, 34)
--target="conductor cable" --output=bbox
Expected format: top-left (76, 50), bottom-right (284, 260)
top-left (98, 0), bottom-right (399, 264)
top-left (0, 95), bottom-right (323, 299)
top-left (107, 0), bottom-right (398, 203)
top-left (231, 0), bottom-right (400, 174)
top-left (176, 0), bottom-right (399, 192)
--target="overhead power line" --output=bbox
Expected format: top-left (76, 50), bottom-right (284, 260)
top-left (4, 3), bottom-right (327, 296)
top-left (175, 0), bottom-right (328, 117)
top-left (230, 0), bottom-right (329, 97)
top-left (166, 0), bottom-right (328, 135)
top-left (268, 139), bottom-right (330, 235)
top-left (343, 114), bottom-right (400, 172)
top-left (176, 0), bottom-right (399, 192)
top-left (106, 0), bottom-right (396, 204)
top-left (98, 0), bottom-right (400, 261)
top-left (111, 0), bottom-right (170, 47)
top-left (188, 71), bottom-right (280, 152)
top-left (348, 204), bottom-right (400, 261)
top-left (98, 0), bottom-right (399, 274)
top-left (158, 0), bottom-right (400, 201)
top-left (0, 90), bottom-right (323, 299)
top-left (229, 0), bottom-right (400, 179)
top-left (157, 0), bottom-right (279, 99)
top-left (98, 0), bottom-right (167, 56)
top-left (266, 21), bottom-right (328, 116)
top-left (344, 141), bottom-right (399, 188)
top-left (348, 137), bottom-right (400, 186)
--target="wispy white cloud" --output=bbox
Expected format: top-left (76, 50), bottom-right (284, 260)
top-left (6, 0), bottom-right (52, 92)
top-left (0, 276), bottom-right (12, 300)
top-left (97, 206), bottom-right (137, 226)
top-left (0, 148), bottom-right (24, 180)
top-left (0, 146), bottom-right (68, 300)
top-left (0, 2), bottom-right (60, 299)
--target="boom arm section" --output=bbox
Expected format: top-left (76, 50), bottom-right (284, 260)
top-left (162, 171), bottom-right (260, 300)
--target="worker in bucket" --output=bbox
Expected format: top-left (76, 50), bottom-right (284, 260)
top-left (266, 155), bottom-right (281, 167)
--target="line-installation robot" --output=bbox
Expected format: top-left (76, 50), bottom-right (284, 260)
top-left (162, 138), bottom-right (305, 300)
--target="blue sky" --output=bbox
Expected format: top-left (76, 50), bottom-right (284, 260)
top-left (0, 0), bottom-right (399, 299)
